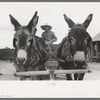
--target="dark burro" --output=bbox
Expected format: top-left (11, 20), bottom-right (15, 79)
top-left (9, 11), bottom-right (49, 80)
top-left (57, 14), bottom-right (93, 80)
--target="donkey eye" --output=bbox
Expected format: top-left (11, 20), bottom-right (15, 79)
top-left (13, 38), bottom-right (18, 47)
top-left (27, 39), bottom-right (33, 46)
top-left (70, 37), bottom-right (76, 45)
top-left (84, 37), bottom-right (89, 46)
top-left (84, 40), bottom-right (87, 45)
top-left (28, 39), bottom-right (32, 43)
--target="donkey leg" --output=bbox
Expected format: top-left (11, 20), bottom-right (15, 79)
top-left (78, 73), bottom-right (85, 80)
top-left (66, 74), bottom-right (73, 80)
top-left (54, 65), bottom-right (60, 78)
top-left (39, 64), bottom-right (50, 80)
top-left (20, 76), bottom-right (27, 80)
top-left (31, 75), bottom-right (43, 80)
top-left (74, 74), bottom-right (78, 80)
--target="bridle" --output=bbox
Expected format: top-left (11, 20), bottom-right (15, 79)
top-left (14, 35), bottom-right (49, 71)
top-left (61, 25), bottom-right (89, 68)
top-left (68, 24), bottom-right (86, 31)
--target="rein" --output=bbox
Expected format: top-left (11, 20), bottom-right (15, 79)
top-left (26, 37), bottom-right (49, 67)
top-left (32, 37), bottom-right (66, 63)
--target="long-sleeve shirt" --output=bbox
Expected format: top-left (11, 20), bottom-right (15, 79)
top-left (41, 31), bottom-right (57, 44)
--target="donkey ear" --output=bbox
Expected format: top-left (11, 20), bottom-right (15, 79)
top-left (82, 14), bottom-right (93, 29)
top-left (9, 14), bottom-right (21, 31)
top-left (64, 14), bottom-right (75, 28)
top-left (28, 11), bottom-right (39, 31)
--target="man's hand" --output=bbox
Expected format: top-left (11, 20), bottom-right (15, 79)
top-left (45, 41), bottom-right (52, 45)
top-left (50, 40), bottom-right (53, 44)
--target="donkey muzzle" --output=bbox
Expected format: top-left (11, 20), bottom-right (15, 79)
top-left (17, 58), bottom-right (26, 65)
top-left (17, 49), bottom-right (27, 65)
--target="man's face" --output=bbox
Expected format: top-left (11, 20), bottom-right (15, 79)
top-left (45, 27), bottom-right (50, 31)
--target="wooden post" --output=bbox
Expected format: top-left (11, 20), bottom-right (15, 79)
top-left (49, 69), bottom-right (55, 80)
top-left (91, 43), bottom-right (94, 59)
top-left (96, 42), bottom-right (98, 57)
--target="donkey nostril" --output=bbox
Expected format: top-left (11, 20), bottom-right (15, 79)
top-left (17, 58), bottom-right (26, 65)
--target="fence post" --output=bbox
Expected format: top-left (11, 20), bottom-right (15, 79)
top-left (49, 69), bottom-right (55, 80)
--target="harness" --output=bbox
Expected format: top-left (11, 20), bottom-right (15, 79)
top-left (14, 36), bottom-right (49, 71)
top-left (29, 38), bottom-right (48, 65)
top-left (58, 25), bottom-right (89, 68)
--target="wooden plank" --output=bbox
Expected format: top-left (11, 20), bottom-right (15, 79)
top-left (15, 69), bottom-right (92, 77)
top-left (15, 71), bottom-right (50, 76)
top-left (54, 69), bottom-right (91, 74)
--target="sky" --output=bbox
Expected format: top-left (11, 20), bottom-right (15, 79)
top-left (0, 2), bottom-right (100, 48)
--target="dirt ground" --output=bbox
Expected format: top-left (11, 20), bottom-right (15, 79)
top-left (0, 60), bottom-right (100, 80)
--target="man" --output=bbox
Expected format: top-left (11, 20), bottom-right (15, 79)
top-left (41, 24), bottom-right (57, 53)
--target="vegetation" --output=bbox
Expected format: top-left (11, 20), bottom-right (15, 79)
top-left (0, 47), bottom-right (16, 62)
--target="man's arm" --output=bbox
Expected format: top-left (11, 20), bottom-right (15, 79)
top-left (51, 32), bottom-right (57, 42)
top-left (41, 32), bottom-right (45, 40)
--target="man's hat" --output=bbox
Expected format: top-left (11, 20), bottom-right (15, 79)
top-left (41, 24), bottom-right (52, 31)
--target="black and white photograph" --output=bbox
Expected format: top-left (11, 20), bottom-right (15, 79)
top-left (0, 2), bottom-right (100, 98)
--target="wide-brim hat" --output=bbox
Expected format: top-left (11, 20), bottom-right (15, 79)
top-left (41, 25), bottom-right (52, 31)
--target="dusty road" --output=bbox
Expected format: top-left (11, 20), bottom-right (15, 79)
top-left (0, 60), bottom-right (100, 80)
top-left (84, 63), bottom-right (100, 80)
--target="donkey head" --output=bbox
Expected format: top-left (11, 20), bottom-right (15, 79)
top-left (64, 14), bottom-right (93, 66)
top-left (9, 11), bottom-right (39, 65)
